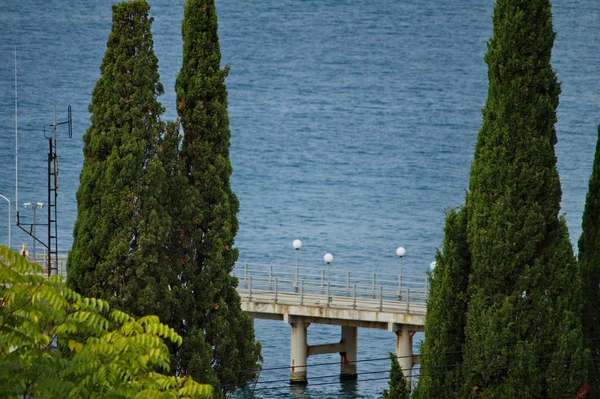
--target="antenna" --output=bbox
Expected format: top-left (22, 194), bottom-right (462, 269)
top-left (14, 47), bottom-right (18, 221)
top-left (17, 106), bottom-right (73, 277)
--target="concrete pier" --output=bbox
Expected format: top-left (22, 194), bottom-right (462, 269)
top-left (237, 261), bottom-right (427, 385)
top-left (288, 318), bottom-right (360, 383)
top-left (290, 317), bottom-right (309, 384)
top-left (395, 324), bottom-right (415, 385)
top-left (340, 326), bottom-right (357, 381)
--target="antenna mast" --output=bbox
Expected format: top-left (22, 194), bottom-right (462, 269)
top-left (16, 106), bottom-right (72, 276)
top-left (14, 47), bottom-right (18, 224)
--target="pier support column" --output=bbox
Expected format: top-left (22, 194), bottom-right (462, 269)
top-left (290, 317), bottom-right (309, 384)
top-left (395, 324), bottom-right (413, 387)
top-left (340, 326), bottom-right (357, 381)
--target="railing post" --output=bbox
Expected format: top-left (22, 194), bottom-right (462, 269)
top-left (372, 273), bottom-right (376, 299)
top-left (379, 286), bottom-right (383, 311)
top-left (327, 281), bottom-right (331, 307)
top-left (295, 263), bottom-right (299, 293)
top-left (407, 288), bottom-right (410, 313)
top-left (398, 272), bottom-right (403, 301)
top-left (321, 269), bottom-right (325, 295)
top-left (346, 271), bottom-right (350, 295)
top-left (353, 284), bottom-right (357, 309)
top-left (249, 276), bottom-right (253, 302)
top-left (269, 265), bottom-right (273, 291)
top-left (275, 278), bottom-right (278, 303)
top-left (300, 280), bottom-right (304, 306)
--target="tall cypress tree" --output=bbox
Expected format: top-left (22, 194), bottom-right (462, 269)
top-left (413, 207), bottom-right (470, 399)
top-left (68, 0), bottom-right (177, 325)
top-left (383, 353), bottom-right (410, 399)
top-left (579, 125), bottom-right (600, 397)
top-left (174, 0), bottom-right (261, 392)
top-left (460, 0), bottom-right (588, 397)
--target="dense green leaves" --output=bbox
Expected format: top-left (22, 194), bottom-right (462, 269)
top-left (383, 353), bottom-right (410, 399)
top-left (0, 246), bottom-right (212, 399)
top-left (68, 0), bottom-right (260, 394)
top-left (579, 125), bottom-right (600, 397)
top-left (174, 0), bottom-right (261, 392)
top-left (413, 207), bottom-right (470, 399)
top-left (416, 0), bottom-right (589, 397)
top-left (462, 0), bottom-right (588, 395)
top-left (67, 0), bottom-right (176, 325)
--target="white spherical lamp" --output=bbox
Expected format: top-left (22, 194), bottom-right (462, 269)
top-left (293, 239), bottom-right (302, 250)
top-left (396, 247), bottom-right (406, 257)
top-left (324, 253), bottom-right (333, 264)
top-left (430, 261), bottom-right (437, 271)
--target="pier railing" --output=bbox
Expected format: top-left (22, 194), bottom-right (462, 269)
top-left (234, 262), bottom-right (429, 314)
top-left (27, 249), bottom-right (69, 277)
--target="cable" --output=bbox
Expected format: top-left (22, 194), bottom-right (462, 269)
top-left (250, 336), bottom-right (600, 374)
top-left (213, 337), bottom-right (600, 393)
top-left (248, 355), bottom-right (600, 393)
top-left (252, 367), bottom-right (393, 385)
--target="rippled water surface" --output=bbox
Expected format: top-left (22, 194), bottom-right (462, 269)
top-left (0, 1), bottom-right (598, 397)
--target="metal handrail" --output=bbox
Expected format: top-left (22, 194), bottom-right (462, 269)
top-left (234, 262), bottom-right (429, 314)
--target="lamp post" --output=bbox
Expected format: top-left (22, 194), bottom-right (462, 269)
top-left (24, 202), bottom-right (44, 259)
top-left (293, 239), bottom-right (302, 291)
top-left (0, 195), bottom-right (10, 249)
top-left (324, 253), bottom-right (333, 277)
top-left (396, 246), bottom-right (406, 284)
top-left (396, 247), bottom-right (406, 299)
top-left (429, 261), bottom-right (437, 271)
top-left (324, 253), bottom-right (333, 304)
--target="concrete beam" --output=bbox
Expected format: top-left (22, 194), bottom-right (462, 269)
top-left (395, 324), bottom-right (414, 388)
top-left (340, 326), bottom-right (357, 381)
top-left (241, 300), bottom-right (426, 329)
top-left (307, 342), bottom-right (345, 356)
top-left (290, 317), bottom-right (309, 385)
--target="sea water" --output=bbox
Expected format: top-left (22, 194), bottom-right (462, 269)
top-left (0, 1), bottom-right (598, 397)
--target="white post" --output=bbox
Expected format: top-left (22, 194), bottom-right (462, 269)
top-left (396, 247), bottom-right (406, 300)
top-left (14, 48), bottom-right (18, 220)
top-left (293, 239), bottom-right (302, 292)
top-left (290, 317), bottom-right (308, 384)
top-left (32, 205), bottom-right (37, 259)
top-left (340, 326), bottom-right (357, 381)
top-left (0, 195), bottom-right (11, 249)
top-left (395, 324), bottom-right (413, 388)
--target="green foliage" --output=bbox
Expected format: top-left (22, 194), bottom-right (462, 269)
top-left (383, 353), bottom-right (409, 399)
top-left (459, 0), bottom-right (588, 396)
top-left (417, 0), bottom-right (590, 397)
top-left (173, 0), bottom-right (261, 392)
top-left (579, 125), bottom-right (600, 397)
top-left (68, 0), bottom-right (260, 393)
top-left (413, 207), bottom-right (470, 399)
top-left (68, 0), bottom-right (179, 333)
top-left (0, 246), bottom-right (212, 399)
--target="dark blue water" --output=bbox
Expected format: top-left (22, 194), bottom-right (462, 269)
top-left (0, 1), bottom-right (598, 397)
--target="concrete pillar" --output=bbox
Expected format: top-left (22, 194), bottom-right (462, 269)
top-left (395, 324), bottom-right (413, 387)
top-left (340, 326), bottom-right (358, 381)
top-left (290, 317), bottom-right (308, 384)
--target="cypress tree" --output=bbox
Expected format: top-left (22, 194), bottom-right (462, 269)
top-left (413, 207), bottom-right (470, 399)
top-left (460, 0), bottom-right (588, 397)
top-left (383, 353), bottom-right (410, 399)
top-left (579, 125), bottom-right (600, 397)
top-left (174, 0), bottom-right (261, 392)
top-left (68, 0), bottom-right (177, 325)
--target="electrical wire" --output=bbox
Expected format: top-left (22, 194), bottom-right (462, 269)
top-left (218, 335), bottom-right (600, 377)
top-left (218, 337), bottom-right (600, 392)
top-left (247, 355), bottom-right (600, 393)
